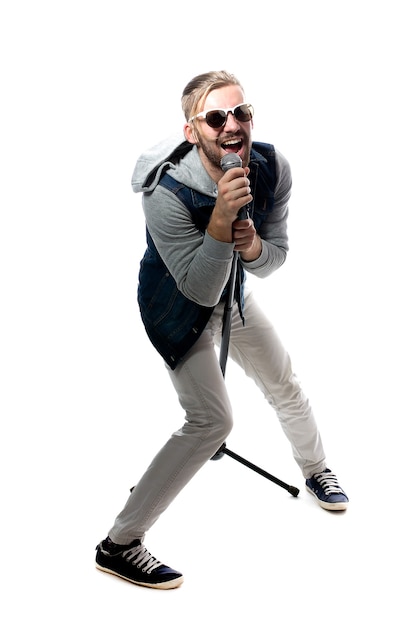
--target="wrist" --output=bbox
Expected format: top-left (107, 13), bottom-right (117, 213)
top-left (207, 216), bottom-right (233, 243)
top-left (241, 236), bottom-right (262, 262)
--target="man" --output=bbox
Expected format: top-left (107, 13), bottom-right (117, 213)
top-left (95, 70), bottom-right (348, 590)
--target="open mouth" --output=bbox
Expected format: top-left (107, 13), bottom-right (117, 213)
top-left (221, 139), bottom-right (242, 153)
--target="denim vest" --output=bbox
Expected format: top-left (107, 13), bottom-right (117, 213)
top-left (138, 142), bottom-right (277, 369)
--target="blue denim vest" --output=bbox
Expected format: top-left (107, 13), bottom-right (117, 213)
top-left (138, 142), bottom-right (277, 369)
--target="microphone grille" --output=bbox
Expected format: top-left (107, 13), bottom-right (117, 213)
top-left (220, 153), bottom-right (242, 171)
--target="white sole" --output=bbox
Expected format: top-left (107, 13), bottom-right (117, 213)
top-left (96, 564), bottom-right (184, 590)
top-left (306, 485), bottom-right (348, 511)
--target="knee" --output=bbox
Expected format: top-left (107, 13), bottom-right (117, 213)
top-left (206, 410), bottom-right (233, 459)
top-left (203, 405), bottom-right (234, 443)
top-left (266, 372), bottom-right (308, 412)
top-left (212, 409), bottom-right (233, 442)
top-left (183, 406), bottom-right (233, 444)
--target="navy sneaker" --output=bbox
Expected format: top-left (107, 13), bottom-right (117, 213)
top-left (96, 537), bottom-right (184, 589)
top-left (306, 468), bottom-right (349, 511)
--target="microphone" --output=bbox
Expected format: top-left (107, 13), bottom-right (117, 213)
top-left (220, 153), bottom-right (250, 220)
top-left (220, 152), bottom-right (243, 172)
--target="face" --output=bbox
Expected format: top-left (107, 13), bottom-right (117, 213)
top-left (184, 85), bottom-right (253, 180)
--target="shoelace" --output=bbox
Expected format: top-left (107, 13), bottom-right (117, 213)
top-left (123, 543), bottom-right (162, 574)
top-left (314, 471), bottom-right (344, 495)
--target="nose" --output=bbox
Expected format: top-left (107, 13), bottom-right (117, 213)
top-left (223, 111), bottom-right (240, 132)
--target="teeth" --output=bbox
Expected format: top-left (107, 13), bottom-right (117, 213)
top-left (223, 139), bottom-right (240, 146)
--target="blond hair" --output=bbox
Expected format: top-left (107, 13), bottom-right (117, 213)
top-left (181, 71), bottom-right (244, 121)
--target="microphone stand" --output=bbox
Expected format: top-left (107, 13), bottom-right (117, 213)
top-left (211, 213), bottom-right (299, 498)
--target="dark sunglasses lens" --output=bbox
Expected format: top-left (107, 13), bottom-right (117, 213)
top-left (205, 110), bottom-right (227, 128)
top-left (235, 104), bottom-right (253, 122)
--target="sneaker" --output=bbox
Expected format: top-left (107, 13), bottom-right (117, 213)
top-left (306, 468), bottom-right (349, 511)
top-left (95, 537), bottom-right (184, 589)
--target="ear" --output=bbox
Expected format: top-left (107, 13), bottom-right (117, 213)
top-left (184, 122), bottom-right (198, 145)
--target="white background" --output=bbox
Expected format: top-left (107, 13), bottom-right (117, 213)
top-left (1, 1), bottom-right (416, 624)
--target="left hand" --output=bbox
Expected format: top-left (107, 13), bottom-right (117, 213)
top-left (232, 218), bottom-right (262, 261)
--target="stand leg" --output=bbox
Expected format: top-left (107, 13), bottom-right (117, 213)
top-left (211, 443), bottom-right (299, 496)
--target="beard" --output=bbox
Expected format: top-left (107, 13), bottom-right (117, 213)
top-left (193, 127), bottom-right (252, 169)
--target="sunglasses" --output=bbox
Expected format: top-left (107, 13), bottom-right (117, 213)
top-left (189, 103), bottom-right (254, 129)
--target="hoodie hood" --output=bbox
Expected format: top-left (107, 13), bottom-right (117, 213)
top-left (131, 134), bottom-right (218, 198)
top-left (131, 133), bottom-right (191, 193)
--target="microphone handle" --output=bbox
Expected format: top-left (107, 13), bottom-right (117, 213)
top-left (237, 205), bottom-right (250, 220)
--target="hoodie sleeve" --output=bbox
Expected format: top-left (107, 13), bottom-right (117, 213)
top-left (142, 185), bottom-right (235, 307)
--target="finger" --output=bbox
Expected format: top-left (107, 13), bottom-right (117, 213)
top-left (233, 218), bottom-right (251, 229)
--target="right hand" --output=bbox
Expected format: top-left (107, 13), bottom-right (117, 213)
top-left (208, 166), bottom-right (253, 242)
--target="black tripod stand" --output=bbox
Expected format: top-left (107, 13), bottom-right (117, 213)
top-left (210, 159), bottom-right (299, 497)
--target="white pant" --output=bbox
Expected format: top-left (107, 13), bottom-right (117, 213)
top-left (109, 291), bottom-right (326, 544)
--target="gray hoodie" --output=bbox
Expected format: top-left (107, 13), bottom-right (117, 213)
top-left (131, 134), bottom-right (291, 308)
